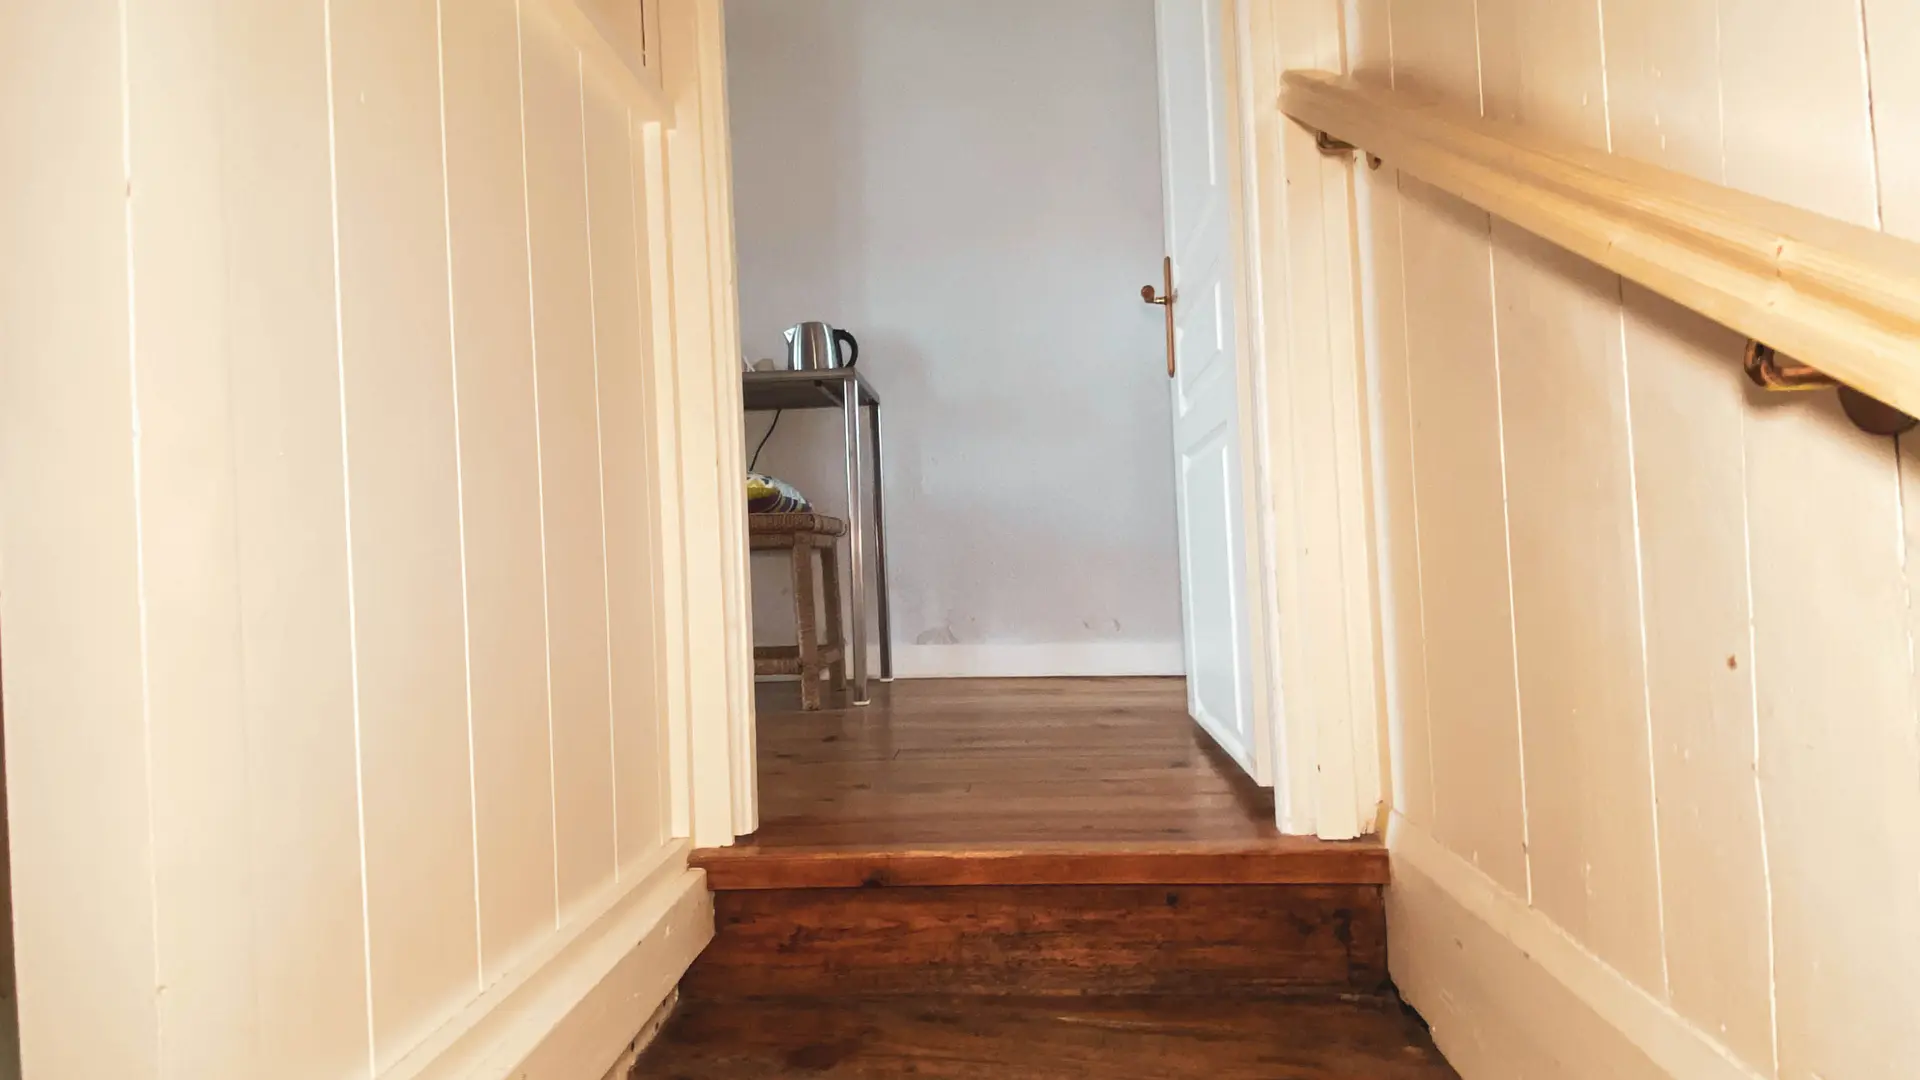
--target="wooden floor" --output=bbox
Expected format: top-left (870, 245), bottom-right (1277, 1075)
top-left (692, 678), bottom-right (1387, 888)
top-left (637, 995), bottom-right (1459, 1079)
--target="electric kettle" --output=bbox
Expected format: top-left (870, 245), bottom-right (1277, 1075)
top-left (783, 322), bottom-right (859, 370)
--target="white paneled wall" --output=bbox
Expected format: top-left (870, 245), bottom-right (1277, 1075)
top-left (0, 2), bottom-right (732, 1078)
top-left (1342, 0), bottom-right (1920, 1077)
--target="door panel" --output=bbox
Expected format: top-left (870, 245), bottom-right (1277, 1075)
top-left (1179, 420), bottom-right (1247, 753)
top-left (1156, 0), bottom-right (1260, 777)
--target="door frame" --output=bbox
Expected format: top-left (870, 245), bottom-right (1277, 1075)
top-left (686, 0), bottom-right (1385, 842)
top-left (653, 0), bottom-right (760, 849)
top-left (1230, 0), bottom-right (1383, 839)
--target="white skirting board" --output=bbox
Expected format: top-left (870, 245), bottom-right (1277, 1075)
top-left (887, 642), bottom-right (1187, 679)
top-left (384, 843), bottom-right (713, 1080)
top-left (1387, 815), bottom-right (1765, 1080)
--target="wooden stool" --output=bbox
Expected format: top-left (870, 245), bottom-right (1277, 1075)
top-left (749, 513), bottom-right (848, 710)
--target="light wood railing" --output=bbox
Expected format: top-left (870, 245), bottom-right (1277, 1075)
top-left (1280, 70), bottom-right (1920, 429)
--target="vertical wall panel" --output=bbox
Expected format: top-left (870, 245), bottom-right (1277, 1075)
top-left (126, 2), bottom-right (260, 1076)
top-left (1474, 0), bottom-right (1608, 137)
top-left (1347, 0), bottom-right (1434, 828)
top-left (1244, 0), bottom-right (1317, 827)
top-left (1599, 0), bottom-right (1725, 181)
top-left (1370, 0), bottom-right (1920, 1075)
top-left (638, 120), bottom-right (697, 841)
top-left (218, 3), bottom-right (374, 1073)
top-left (1268, 0), bottom-right (1372, 831)
top-left (585, 94), bottom-right (672, 869)
top-left (1621, 282), bottom-right (1773, 1069)
top-left (1719, 0), bottom-right (1881, 224)
top-left (328, 0), bottom-right (480, 1063)
top-left (0, 5), bottom-right (160, 1078)
top-left (1476, 0), bottom-right (1665, 994)
top-left (3, 3), bottom-right (689, 1076)
top-left (1395, 181), bottom-right (1530, 896)
top-left (1602, 0), bottom-right (1777, 1068)
top-left (1382, 0), bottom-right (1479, 103)
top-left (1485, 223), bottom-right (1664, 992)
top-left (1865, 0), bottom-right (1920, 240)
top-left (1877, 20), bottom-right (1920, 1078)
top-left (699, 0), bottom-right (758, 837)
top-left (662, 0), bottom-right (740, 847)
top-left (1719, 3), bottom-right (1920, 1078)
top-left (523, 11), bottom-right (620, 911)
top-left (1386, 0), bottom-right (1530, 897)
top-left (441, 0), bottom-right (560, 983)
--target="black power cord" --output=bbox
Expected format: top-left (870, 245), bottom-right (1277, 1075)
top-left (749, 409), bottom-right (782, 472)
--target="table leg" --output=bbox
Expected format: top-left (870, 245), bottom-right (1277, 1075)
top-left (869, 401), bottom-right (894, 681)
top-left (842, 387), bottom-right (870, 704)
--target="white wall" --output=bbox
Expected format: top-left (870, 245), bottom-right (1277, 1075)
top-left (1325, 0), bottom-right (1920, 1077)
top-left (725, 0), bottom-right (1186, 678)
top-left (0, 2), bottom-right (736, 1077)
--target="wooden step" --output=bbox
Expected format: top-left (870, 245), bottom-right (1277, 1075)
top-left (691, 838), bottom-right (1390, 889)
top-left (683, 882), bottom-right (1387, 999)
top-left (691, 682), bottom-right (1396, 1007)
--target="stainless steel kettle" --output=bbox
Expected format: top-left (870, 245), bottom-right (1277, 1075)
top-left (783, 321), bottom-right (859, 371)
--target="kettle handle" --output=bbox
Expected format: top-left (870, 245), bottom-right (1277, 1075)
top-left (832, 329), bottom-right (859, 368)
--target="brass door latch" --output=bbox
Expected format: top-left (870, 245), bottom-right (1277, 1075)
top-left (1141, 256), bottom-right (1177, 379)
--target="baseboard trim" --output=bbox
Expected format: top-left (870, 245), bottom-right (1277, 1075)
top-left (888, 642), bottom-right (1186, 678)
top-left (1388, 815), bottom-right (1764, 1080)
top-left (386, 842), bottom-right (713, 1080)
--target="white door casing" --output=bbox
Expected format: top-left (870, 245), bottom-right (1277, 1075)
top-left (1154, 0), bottom-right (1264, 783)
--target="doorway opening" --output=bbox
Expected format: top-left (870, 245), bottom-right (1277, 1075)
top-left (719, 0), bottom-right (1293, 852)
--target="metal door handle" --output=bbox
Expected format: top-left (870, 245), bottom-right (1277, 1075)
top-left (1140, 256), bottom-right (1176, 378)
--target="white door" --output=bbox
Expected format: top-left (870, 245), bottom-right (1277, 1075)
top-left (1153, 0), bottom-right (1261, 780)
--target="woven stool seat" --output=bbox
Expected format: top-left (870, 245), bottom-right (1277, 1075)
top-left (748, 512), bottom-right (847, 537)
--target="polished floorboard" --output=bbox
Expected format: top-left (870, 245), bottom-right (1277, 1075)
top-left (693, 678), bottom-right (1387, 888)
top-left (748, 677), bottom-right (1278, 845)
top-left (634, 995), bottom-right (1459, 1079)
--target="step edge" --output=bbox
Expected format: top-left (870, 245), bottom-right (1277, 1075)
top-left (689, 842), bottom-right (1390, 889)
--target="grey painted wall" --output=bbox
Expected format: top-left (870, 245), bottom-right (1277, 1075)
top-left (727, 0), bottom-right (1184, 676)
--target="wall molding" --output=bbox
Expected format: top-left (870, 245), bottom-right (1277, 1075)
top-left (384, 845), bottom-right (713, 1080)
top-left (1389, 815), bottom-right (1766, 1080)
top-left (888, 642), bottom-right (1186, 679)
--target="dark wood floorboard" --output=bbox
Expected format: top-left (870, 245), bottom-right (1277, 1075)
top-left (696, 679), bottom-right (1387, 888)
top-left (685, 884), bottom-right (1387, 999)
top-left (632, 995), bottom-right (1460, 1079)
top-left (748, 678), bottom-right (1278, 843)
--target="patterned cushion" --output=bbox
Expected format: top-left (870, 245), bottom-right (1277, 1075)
top-left (747, 472), bottom-right (811, 514)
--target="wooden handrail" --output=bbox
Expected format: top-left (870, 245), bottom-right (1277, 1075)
top-left (1280, 70), bottom-right (1920, 426)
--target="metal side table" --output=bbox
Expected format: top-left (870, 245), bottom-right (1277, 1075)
top-left (743, 368), bottom-right (892, 704)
